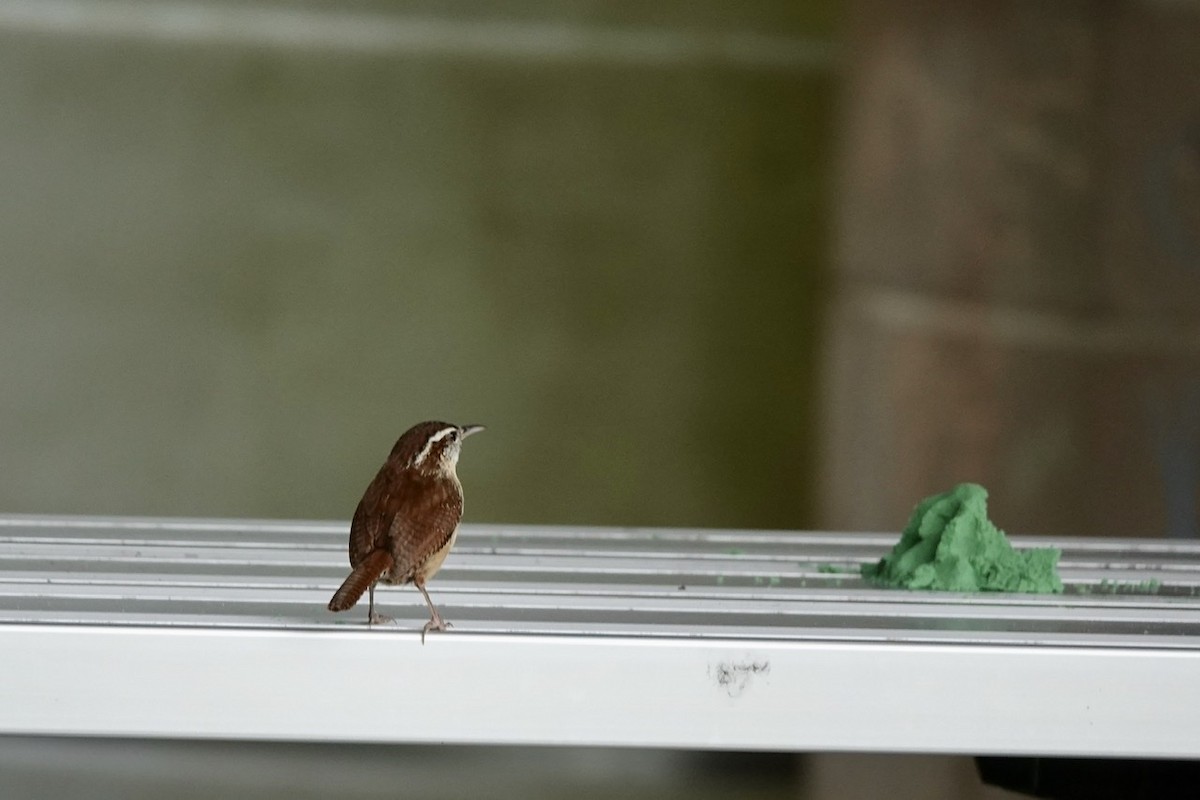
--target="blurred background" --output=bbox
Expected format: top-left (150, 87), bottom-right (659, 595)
top-left (0, 0), bottom-right (1196, 797)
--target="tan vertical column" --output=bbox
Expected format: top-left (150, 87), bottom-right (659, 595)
top-left (822, 0), bottom-right (1200, 540)
top-left (811, 2), bottom-right (1199, 799)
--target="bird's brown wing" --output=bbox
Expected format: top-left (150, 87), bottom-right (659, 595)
top-left (388, 477), bottom-right (464, 581)
top-left (347, 469), bottom-right (402, 569)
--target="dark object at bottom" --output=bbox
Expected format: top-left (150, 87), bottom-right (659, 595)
top-left (977, 756), bottom-right (1200, 799)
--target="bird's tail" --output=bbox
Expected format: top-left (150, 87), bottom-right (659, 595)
top-left (328, 549), bottom-right (394, 612)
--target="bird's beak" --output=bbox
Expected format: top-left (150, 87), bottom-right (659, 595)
top-left (460, 425), bottom-right (486, 438)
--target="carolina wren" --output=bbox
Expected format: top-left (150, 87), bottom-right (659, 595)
top-left (327, 420), bottom-right (484, 641)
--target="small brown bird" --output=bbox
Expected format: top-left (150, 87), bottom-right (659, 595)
top-left (327, 420), bottom-right (484, 640)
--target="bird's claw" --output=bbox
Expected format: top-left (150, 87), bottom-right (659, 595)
top-left (420, 616), bottom-right (452, 644)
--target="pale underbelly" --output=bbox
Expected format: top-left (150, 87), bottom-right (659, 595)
top-left (413, 525), bottom-right (459, 582)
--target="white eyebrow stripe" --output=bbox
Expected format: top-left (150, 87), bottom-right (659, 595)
top-left (412, 426), bottom-right (457, 467)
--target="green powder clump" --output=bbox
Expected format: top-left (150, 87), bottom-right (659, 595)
top-left (861, 483), bottom-right (1063, 594)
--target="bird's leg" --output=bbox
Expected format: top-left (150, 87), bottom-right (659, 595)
top-left (367, 583), bottom-right (392, 625)
top-left (415, 577), bottom-right (450, 643)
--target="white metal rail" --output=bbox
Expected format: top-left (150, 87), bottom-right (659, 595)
top-left (1, 514), bottom-right (1199, 757)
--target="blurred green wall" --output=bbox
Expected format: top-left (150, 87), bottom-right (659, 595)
top-left (0, 0), bottom-right (834, 530)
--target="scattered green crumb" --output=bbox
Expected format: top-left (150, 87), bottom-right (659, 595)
top-left (753, 576), bottom-right (764, 586)
top-left (1084, 578), bottom-right (1163, 595)
top-left (861, 483), bottom-right (1063, 594)
top-left (817, 564), bottom-right (854, 574)
top-left (716, 575), bottom-right (725, 585)
top-left (768, 576), bottom-right (781, 587)
top-left (726, 548), bottom-right (745, 556)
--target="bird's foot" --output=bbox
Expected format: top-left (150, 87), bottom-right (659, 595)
top-left (420, 615), bottom-right (452, 644)
top-left (368, 612), bottom-right (394, 625)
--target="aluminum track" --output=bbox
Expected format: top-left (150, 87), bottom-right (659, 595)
top-left (0, 514), bottom-right (1198, 757)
